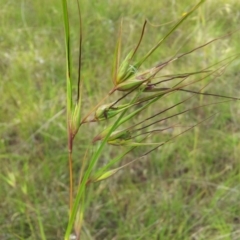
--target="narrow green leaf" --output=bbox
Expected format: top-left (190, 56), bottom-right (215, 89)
top-left (62, 0), bottom-right (73, 119)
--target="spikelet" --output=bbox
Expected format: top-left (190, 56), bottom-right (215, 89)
top-left (94, 103), bottom-right (132, 121)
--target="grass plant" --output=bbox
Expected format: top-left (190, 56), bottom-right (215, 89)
top-left (1, 0), bottom-right (240, 239)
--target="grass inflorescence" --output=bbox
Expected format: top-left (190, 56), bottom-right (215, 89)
top-left (1, 0), bottom-right (240, 239)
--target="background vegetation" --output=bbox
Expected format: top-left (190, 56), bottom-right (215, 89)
top-left (1, 0), bottom-right (240, 239)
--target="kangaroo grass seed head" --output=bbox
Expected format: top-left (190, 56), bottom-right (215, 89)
top-left (113, 63), bottom-right (167, 92)
top-left (91, 168), bottom-right (120, 182)
top-left (115, 50), bottom-right (137, 84)
top-left (113, 71), bottom-right (150, 92)
top-left (93, 102), bottom-right (133, 122)
top-left (114, 77), bottom-right (146, 92)
top-left (93, 128), bottom-right (132, 143)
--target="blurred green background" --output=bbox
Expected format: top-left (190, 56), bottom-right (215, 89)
top-left (1, 0), bottom-right (240, 239)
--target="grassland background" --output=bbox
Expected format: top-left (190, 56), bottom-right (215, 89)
top-left (1, 0), bottom-right (240, 239)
